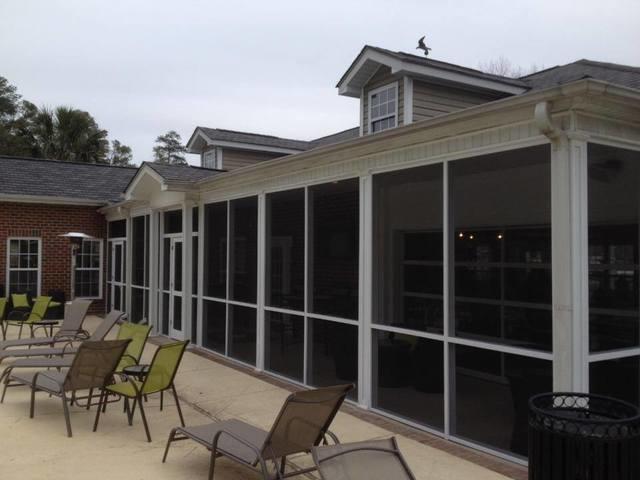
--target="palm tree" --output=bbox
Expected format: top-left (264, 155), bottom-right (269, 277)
top-left (31, 106), bottom-right (109, 163)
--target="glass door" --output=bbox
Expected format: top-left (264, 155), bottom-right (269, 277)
top-left (167, 238), bottom-right (183, 339)
top-left (109, 240), bottom-right (126, 312)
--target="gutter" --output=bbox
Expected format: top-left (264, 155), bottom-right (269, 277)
top-left (197, 78), bottom-right (636, 190)
top-left (0, 193), bottom-right (105, 207)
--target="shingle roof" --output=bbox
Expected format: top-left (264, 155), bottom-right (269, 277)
top-left (0, 156), bottom-right (137, 203)
top-left (337, 45), bottom-right (529, 89)
top-left (198, 127), bottom-right (310, 151)
top-left (144, 162), bottom-right (222, 183)
top-left (521, 59), bottom-right (640, 90)
top-left (309, 127), bottom-right (360, 149)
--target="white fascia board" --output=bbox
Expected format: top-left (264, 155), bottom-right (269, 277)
top-left (338, 48), bottom-right (527, 96)
top-left (186, 129), bottom-right (210, 153)
top-left (0, 194), bottom-right (104, 206)
top-left (203, 139), bottom-right (305, 155)
top-left (123, 165), bottom-right (166, 200)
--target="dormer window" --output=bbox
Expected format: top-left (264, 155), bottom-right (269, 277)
top-left (369, 83), bottom-right (397, 133)
top-left (203, 148), bottom-right (221, 169)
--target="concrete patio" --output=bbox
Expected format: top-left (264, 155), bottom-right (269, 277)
top-left (0, 316), bottom-right (523, 480)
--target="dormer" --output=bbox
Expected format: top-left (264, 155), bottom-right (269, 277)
top-left (186, 127), bottom-right (308, 170)
top-left (337, 46), bottom-right (529, 136)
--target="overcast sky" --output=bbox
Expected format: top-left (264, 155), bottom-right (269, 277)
top-left (1, 0), bottom-right (639, 165)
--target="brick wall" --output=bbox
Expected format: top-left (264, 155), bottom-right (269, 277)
top-left (0, 201), bottom-right (107, 314)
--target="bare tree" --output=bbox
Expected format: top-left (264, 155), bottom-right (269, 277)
top-left (478, 56), bottom-right (543, 78)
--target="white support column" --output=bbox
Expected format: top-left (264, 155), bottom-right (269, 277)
top-left (197, 203), bottom-right (205, 347)
top-left (403, 76), bottom-right (413, 126)
top-left (125, 214), bottom-right (133, 320)
top-left (256, 193), bottom-right (266, 371)
top-left (551, 134), bottom-right (589, 392)
top-left (148, 210), bottom-right (159, 334)
top-left (359, 174), bottom-right (373, 407)
top-left (182, 200), bottom-right (194, 341)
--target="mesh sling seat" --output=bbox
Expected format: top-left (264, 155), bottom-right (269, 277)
top-left (311, 437), bottom-right (416, 480)
top-left (114, 322), bottom-right (152, 372)
top-left (4, 296), bottom-right (51, 339)
top-left (163, 383), bottom-right (354, 480)
top-left (0, 310), bottom-right (127, 402)
top-left (98, 340), bottom-right (189, 442)
top-left (9, 339), bottom-right (131, 437)
top-left (0, 298), bottom-right (92, 350)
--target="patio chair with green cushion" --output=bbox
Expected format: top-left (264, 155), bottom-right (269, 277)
top-left (0, 298), bottom-right (7, 340)
top-left (115, 322), bottom-right (152, 372)
top-left (9, 338), bottom-right (131, 437)
top-left (4, 296), bottom-right (52, 339)
top-left (163, 383), bottom-right (354, 480)
top-left (311, 437), bottom-right (416, 480)
top-left (11, 293), bottom-right (30, 309)
top-left (0, 298), bottom-right (92, 350)
top-left (98, 340), bottom-right (189, 442)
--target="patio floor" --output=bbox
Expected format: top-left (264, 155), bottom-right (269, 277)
top-left (0, 316), bottom-right (523, 480)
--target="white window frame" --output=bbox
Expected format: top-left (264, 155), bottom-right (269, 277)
top-left (368, 81), bottom-right (398, 134)
top-left (203, 147), bottom-right (223, 170)
top-left (6, 237), bottom-right (42, 297)
top-left (74, 239), bottom-right (103, 299)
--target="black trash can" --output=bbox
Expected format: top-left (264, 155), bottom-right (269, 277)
top-left (529, 392), bottom-right (640, 480)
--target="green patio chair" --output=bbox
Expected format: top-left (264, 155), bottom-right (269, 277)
top-left (0, 298), bottom-right (7, 340)
top-left (115, 322), bottom-right (152, 373)
top-left (11, 293), bottom-right (30, 309)
top-left (5, 296), bottom-right (51, 339)
top-left (98, 340), bottom-right (189, 442)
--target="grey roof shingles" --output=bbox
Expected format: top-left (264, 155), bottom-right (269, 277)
top-left (520, 59), bottom-right (640, 91)
top-left (143, 161), bottom-right (222, 183)
top-left (198, 127), bottom-right (311, 151)
top-left (0, 156), bottom-right (137, 203)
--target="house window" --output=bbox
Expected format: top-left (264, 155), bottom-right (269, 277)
top-left (369, 83), bottom-right (397, 133)
top-left (6, 238), bottom-right (40, 296)
top-left (203, 149), bottom-right (221, 169)
top-left (75, 239), bottom-right (102, 298)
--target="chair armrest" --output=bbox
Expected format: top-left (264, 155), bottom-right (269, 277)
top-left (323, 429), bottom-right (340, 445)
top-left (212, 429), bottom-right (263, 459)
top-left (6, 310), bottom-right (29, 321)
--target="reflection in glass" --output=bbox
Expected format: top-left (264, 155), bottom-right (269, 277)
top-left (130, 287), bottom-right (145, 323)
top-left (590, 356), bottom-right (640, 406)
top-left (132, 216), bottom-right (147, 286)
top-left (451, 344), bottom-right (552, 457)
top-left (164, 210), bottom-right (182, 234)
top-left (161, 292), bottom-right (169, 335)
top-left (229, 305), bottom-right (256, 365)
top-left (588, 144), bottom-right (640, 352)
top-left (204, 202), bottom-right (227, 298)
top-left (309, 319), bottom-right (358, 399)
top-left (451, 146), bottom-right (551, 351)
top-left (372, 164), bottom-right (443, 333)
top-left (266, 189), bottom-right (305, 311)
top-left (173, 296), bottom-right (182, 331)
top-left (309, 179), bottom-right (359, 319)
top-left (372, 330), bottom-right (444, 429)
top-left (265, 311), bottom-right (304, 381)
top-left (230, 197), bottom-right (258, 303)
top-left (203, 300), bottom-right (226, 353)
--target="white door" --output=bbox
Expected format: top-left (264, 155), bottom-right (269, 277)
top-left (162, 237), bottom-right (184, 339)
top-left (109, 240), bottom-right (126, 312)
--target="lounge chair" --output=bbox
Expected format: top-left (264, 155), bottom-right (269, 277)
top-left (99, 340), bottom-right (189, 442)
top-left (3, 296), bottom-right (51, 339)
top-left (311, 437), bottom-right (416, 480)
top-left (9, 339), bottom-right (131, 437)
top-left (163, 383), bottom-right (353, 480)
top-left (0, 310), bottom-right (127, 401)
top-left (0, 298), bottom-right (92, 350)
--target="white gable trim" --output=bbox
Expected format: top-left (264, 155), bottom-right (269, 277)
top-left (338, 47), bottom-right (527, 97)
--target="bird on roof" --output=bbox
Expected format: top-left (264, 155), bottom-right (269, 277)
top-left (416, 36), bottom-right (431, 57)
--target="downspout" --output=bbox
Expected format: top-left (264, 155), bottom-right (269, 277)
top-left (534, 101), bottom-right (562, 141)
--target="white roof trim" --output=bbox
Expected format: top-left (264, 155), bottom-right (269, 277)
top-left (123, 164), bottom-right (166, 200)
top-left (187, 128), bottom-right (305, 155)
top-left (0, 193), bottom-right (105, 206)
top-left (338, 47), bottom-right (527, 97)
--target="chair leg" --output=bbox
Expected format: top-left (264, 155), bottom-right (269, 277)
top-left (29, 385), bottom-right (36, 418)
top-left (137, 394), bottom-right (152, 442)
top-left (86, 388), bottom-right (93, 410)
top-left (171, 384), bottom-right (185, 427)
top-left (93, 390), bottom-right (106, 432)
top-left (162, 428), bottom-right (177, 463)
top-left (160, 390), bottom-right (163, 411)
top-left (18, 323), bottom-right (23, 339)
top-left (0, 367), bottom-right (12, 404)
top-left (61, 392), bottom-right (73, 438)
top-left (208, 448), bottom-right (217, 480)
